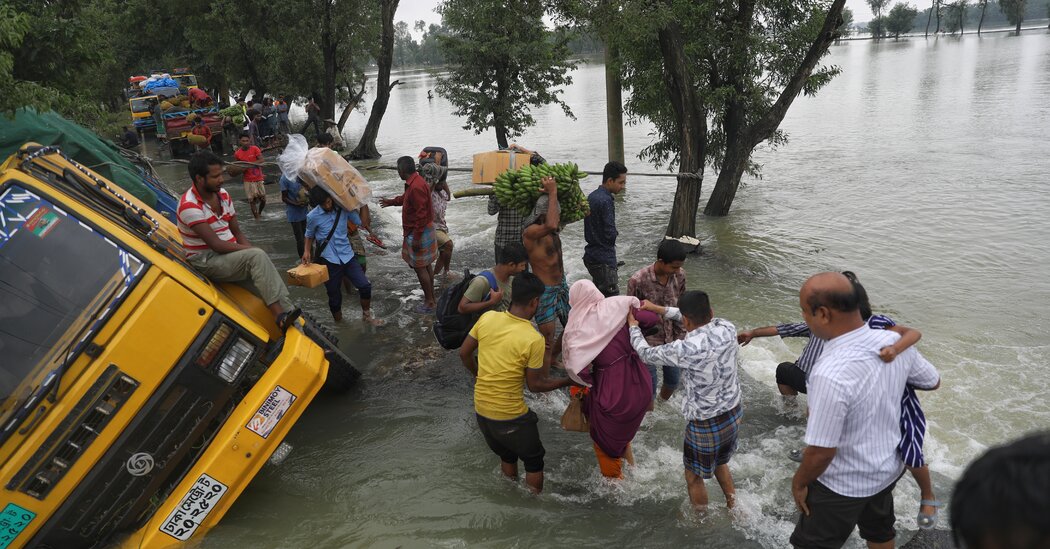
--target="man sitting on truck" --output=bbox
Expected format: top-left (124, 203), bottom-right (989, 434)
top-left (178, 150), bottom-right (301, 332)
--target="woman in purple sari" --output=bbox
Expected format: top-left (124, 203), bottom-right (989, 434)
top-left (563, 280), bottom-right (659, 478)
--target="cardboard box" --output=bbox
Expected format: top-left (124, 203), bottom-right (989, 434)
top-left (299, 148), bottom-right (372, 212)
top-left (472, 150), bottom-right (533, 184)
top-left (287, 263), bottom-right (329, 288)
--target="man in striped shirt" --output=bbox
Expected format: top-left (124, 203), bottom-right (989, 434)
top-left (178, 151), bottom-right (300, 331)
top-left (738, 316), bottom-right (893, 399)
top-left (790, 273), bottom-right (940, 548)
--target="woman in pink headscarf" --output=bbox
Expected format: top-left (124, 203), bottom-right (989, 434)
top-left (563, 279), bottom-right (660, 478)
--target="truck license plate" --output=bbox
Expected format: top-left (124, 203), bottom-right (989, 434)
top-left (159, 473), bottom-right (228, 541)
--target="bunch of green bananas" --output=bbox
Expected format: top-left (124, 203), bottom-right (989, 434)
top-left (492, 162), bottom-right (591, 223)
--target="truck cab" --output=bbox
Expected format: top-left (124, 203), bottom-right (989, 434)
top-left (0, 144), bottom-right (357, 548)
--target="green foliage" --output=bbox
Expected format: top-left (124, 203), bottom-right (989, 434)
top-left (393, 20), bottom-right (447, 67)
top-left (998, 0), bottom-right (1027, 25)
top-left (604, 0), bottom-right (841, 175)
top-left (839, 7), bottom-right (855, 35)
top-left (869, 15), bottom-right (887, 36)
top-left (945, 1), bottom-right (969, 32)
top-left (867, 0), bottom-right (892, 18)
top-left (437, 0), bottom-right (576, 147)
top-left (886, 3), bottom-right (920, 37)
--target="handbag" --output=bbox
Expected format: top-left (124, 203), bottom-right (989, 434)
top-left (560, 390), bottom-right (590, 432)
top-left (312, 208), bottom-right (342, 260)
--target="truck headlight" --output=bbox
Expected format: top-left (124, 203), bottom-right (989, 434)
top-left (194, 322), bottom-right (257, 383)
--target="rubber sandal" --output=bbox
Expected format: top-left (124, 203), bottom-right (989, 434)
top-left (917, 499), bottom-right (940, 530)
top-left (789, 448), bottom-right (804, 463)
top-left (276, 307), bottom-right (302, 332)
top-left (413, 303), bottom-right (435, 314)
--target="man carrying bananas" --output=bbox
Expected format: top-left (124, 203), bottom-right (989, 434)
top-left (523, 176), bottom-right (568, 368)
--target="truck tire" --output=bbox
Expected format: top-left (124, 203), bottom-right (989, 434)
top-left (301, 312), bottom-right (360, 393)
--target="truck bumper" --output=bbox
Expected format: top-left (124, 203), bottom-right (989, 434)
top-left (117, 325), bottom-right (328, 548)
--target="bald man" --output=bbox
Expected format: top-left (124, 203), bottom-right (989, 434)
top-left (790, 273), bottom-right (940, 549)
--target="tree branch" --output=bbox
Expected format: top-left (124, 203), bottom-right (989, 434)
top-left (749, 0), bottom-right (846, 147)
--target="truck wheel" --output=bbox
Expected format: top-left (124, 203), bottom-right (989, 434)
top-left (301, 312), bottom-right (360, 393)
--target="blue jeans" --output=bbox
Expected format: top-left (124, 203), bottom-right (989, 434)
top-left (321, 257), bottom-right (371, 312)
top-left (646, 363), bottom-right (681, 396)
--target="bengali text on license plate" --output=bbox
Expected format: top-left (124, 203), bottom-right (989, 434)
top-left (159, 473), bottom-right (227, 541)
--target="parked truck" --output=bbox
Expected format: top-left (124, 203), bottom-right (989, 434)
top-left (0, 143), bottom-right (359, 548)
top-left (126, 69), bottom-right (224, 158)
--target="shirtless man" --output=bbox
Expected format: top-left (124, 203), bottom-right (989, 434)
top-left (522, 176), bottom-right (567, 368)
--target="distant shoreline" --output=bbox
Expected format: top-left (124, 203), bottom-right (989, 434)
top-left (841, 20), bottom-right (1050, 41)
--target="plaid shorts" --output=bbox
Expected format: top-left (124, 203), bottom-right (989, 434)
top-left (243, 180), bottom-right (266, 200)
top-left (535, 278), bottom-right (570, 326)
top-left (401, 225), bottom-right (437, 269)
top-left (683, 404), bottom-right (743, 478)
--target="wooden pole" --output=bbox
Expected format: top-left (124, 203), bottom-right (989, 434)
top-left (605, 43), bottom-right (625, 165)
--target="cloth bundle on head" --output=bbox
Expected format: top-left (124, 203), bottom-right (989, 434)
top-left (524, 194), bottom-right (560, 230)
top-left (421, 162), bottom-right (448, 187)
top-left (562, 280), bottom-right (640, 386)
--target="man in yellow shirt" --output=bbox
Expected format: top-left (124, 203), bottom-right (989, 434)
top-left (459, 272), bottom-right (573, 494)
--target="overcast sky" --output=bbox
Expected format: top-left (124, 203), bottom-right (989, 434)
top-left (395, 0), bottom-right (878, 35)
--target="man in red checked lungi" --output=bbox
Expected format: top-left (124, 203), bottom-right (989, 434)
top-left (380, 156), bottom-right (437, 313)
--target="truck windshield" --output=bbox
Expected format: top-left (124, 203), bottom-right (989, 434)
top-left (130, 97), bottom-right (154, 114)
top-left (0, 184), bottom-right (144, 424)
top-left (174, 75), bottom-right (197, 88)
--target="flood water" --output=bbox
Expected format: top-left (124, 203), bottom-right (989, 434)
top-left (166, 32), bottom-right (1050, 548)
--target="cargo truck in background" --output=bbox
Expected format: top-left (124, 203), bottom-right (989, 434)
top-left (126, 69), bottom-right (224, 158)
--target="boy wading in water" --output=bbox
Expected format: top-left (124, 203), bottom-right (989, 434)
top-left (629, 293), bottom-right (742, 512)
top-left (458, 273), bottom-right (574, 494)
top-left (522, 176), bottom-right (568, 368)
top-left (233, 132), bottom-right (266, 220)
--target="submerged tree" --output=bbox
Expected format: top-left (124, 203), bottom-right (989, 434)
top-left (998, 0), bottom-right (1027, 33)
top-left (887, 3), bottom-right (920, 37)
top-left (945, 1), bottom-right (968, 33)
top-left (349, 0), bottom-right (400, 159)
top-left (977, 0), bottom-right (988, 33)
top-left (437, 0), bottom-right (576, 148)
top-left (604, 0), bottom-right (847, 233)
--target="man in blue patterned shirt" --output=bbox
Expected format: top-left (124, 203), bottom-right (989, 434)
top-left (628, 292), bottom-right (742, 512)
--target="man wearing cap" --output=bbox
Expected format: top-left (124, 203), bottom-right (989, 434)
top-left (522, 176), bottom-right (567, 368)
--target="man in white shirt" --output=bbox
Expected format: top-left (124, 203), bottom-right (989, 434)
top-left (790, 272), bottom-right (940, 548)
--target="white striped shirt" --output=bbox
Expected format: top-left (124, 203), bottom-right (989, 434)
top-left (805, 324), bottom-right (940, 497)
top-left (177, 186), bottom-right (236, 257)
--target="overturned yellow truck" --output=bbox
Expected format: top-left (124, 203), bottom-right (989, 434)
top-left (0, 144), bottom-right (358, 548)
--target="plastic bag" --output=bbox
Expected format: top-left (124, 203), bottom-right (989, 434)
top-left (298, 147), bottom-right (372, 213)
top-left (276, 134), bottom-right (309, 179)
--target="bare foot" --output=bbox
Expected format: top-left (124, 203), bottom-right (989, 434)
top-left (725, 492), bottom-right (737, 509)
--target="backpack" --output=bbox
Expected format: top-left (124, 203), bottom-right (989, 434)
top-left (433, 269), bottom-right (499, 350)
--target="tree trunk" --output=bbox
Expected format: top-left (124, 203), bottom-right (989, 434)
top-left (349, 0), bottom-right (400, 160)
top-left (658, 23), bottom-right (707, 238)
top-left (320, 0), bottom-right (338, 121)
top-left (704, 0), bottom-right (846, 217)
top-left (337, 79), bottom-right (368, 132)
top-left (936, 1), bottom-right (942, 33)
top-left (604, 43), bottom-right (625, 165)
top-left (978, 1), bottom-right (986, 33)
top-left (1015, 19), bottom-right (1022, 33)
top-left (926, 1), bottom-right (934, 36)
top-left (494, 123), bottom-right (509, 149)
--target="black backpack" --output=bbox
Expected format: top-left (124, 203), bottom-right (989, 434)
top-left (433, 269), bottom-right (498, 350)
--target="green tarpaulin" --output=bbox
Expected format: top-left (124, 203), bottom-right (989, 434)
top-left (0, 109), bottom-right (157, 207)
